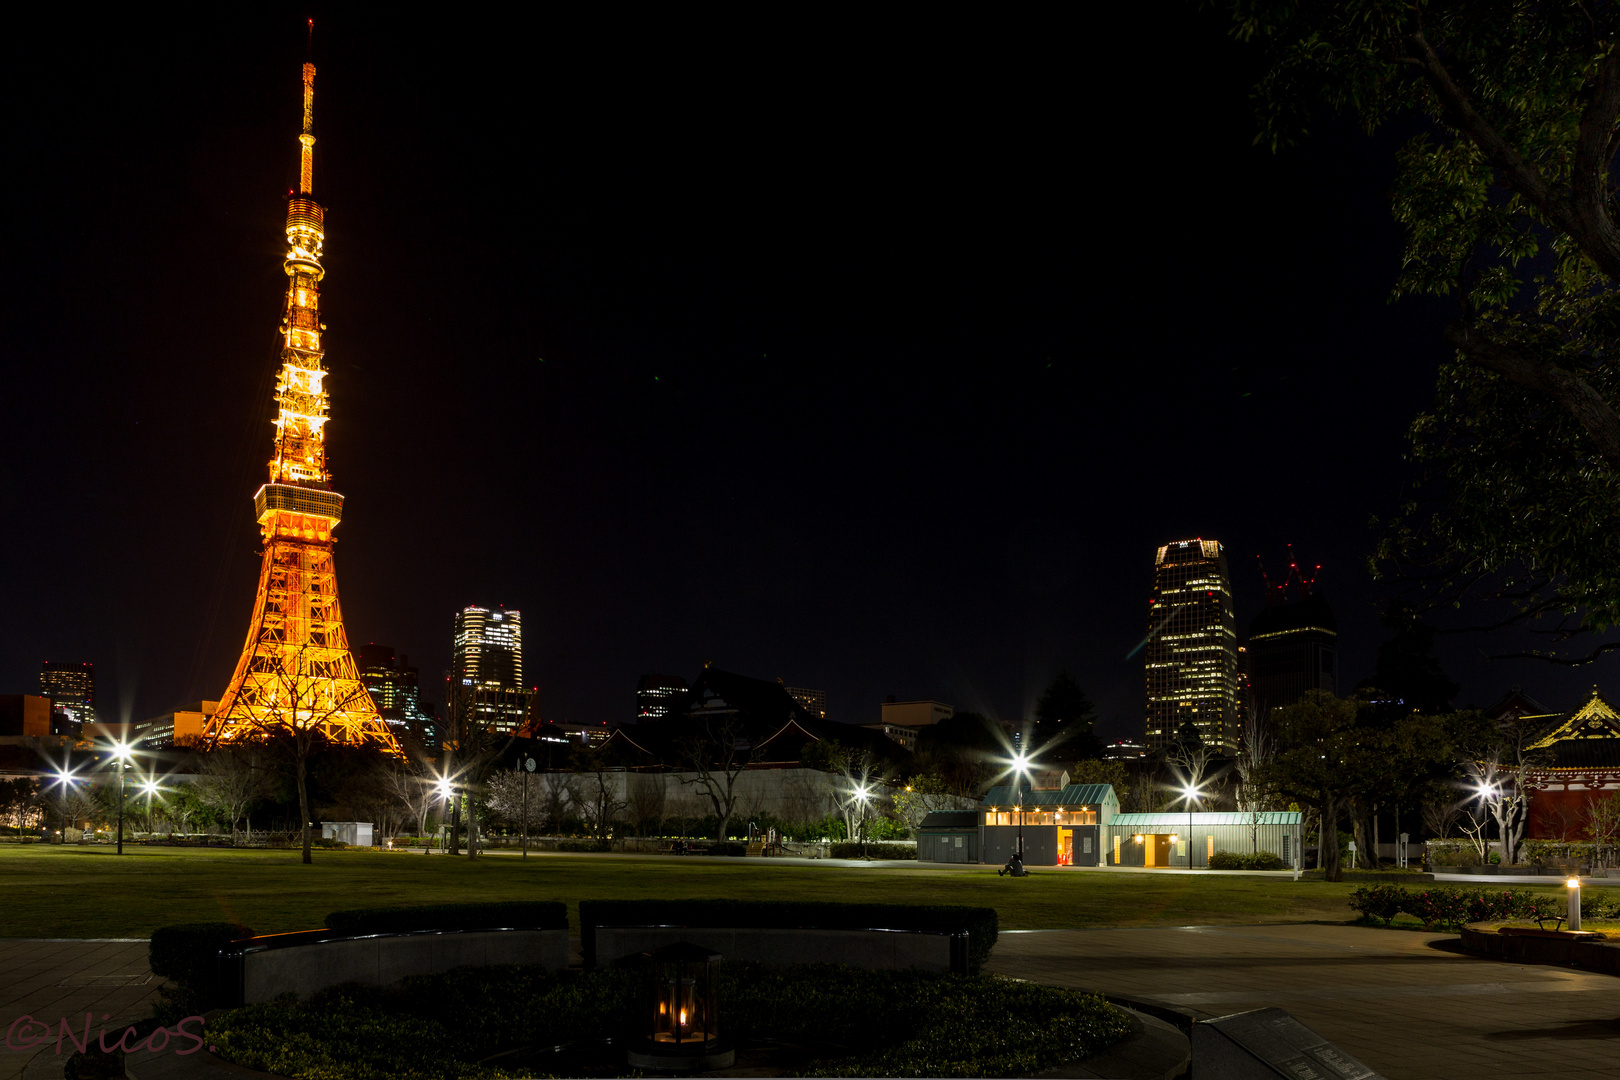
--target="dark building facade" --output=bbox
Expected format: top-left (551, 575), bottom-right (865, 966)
top-left (356, 644), bottom-right (440, 748)
top-left (1145, 539), bottom-right (1239, 752)
top-left (1247, 591), bottom-right (1337, 724)
top-left (40, 661), bottom-right (95, 731)
top-left (635, 674), bottom-right (688, 722)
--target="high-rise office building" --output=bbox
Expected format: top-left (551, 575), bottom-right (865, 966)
top-left (636, 674), bottom-right (688, 722)
top-left (452, 606), bottom-right (529, 733)
top-left (40, 661), bottom-right (95, 730)
top-left (1145, 539), bottom-right (1239, 752)
top-left (784, 685), bottom-right (827, 722)
top-left (356, 644), bottom-right (440, 747)
top-left (1247, 591), bottom-right (1337, 725)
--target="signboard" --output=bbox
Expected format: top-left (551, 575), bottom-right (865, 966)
top-left (1191, 1007), bottom-right (1382, 1079)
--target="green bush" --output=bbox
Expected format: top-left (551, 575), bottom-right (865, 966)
top-left (706, 841), bottom-right (747, 857)
top-left (1208, 850), bottom-right (1287, 870)
top-left (556, 838), bottom-right (611, 852)
top-left (206, 964), bottom-right (1130, 1080)
top-left (829, 840), bottom-right (917, 860)
top-left (578, 899), bottom-right (998, 974)
top-left (324, 901), bottom-right (567, 936)
top-left (1349, 884), bottom-right (1409, 925)
top-left (148, 921), bottom-right (254, 1020)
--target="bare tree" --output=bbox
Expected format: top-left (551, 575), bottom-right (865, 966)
top-left (625, 772), bottom-right (667, 836)
top-left (574, 749), bottom-right (628, 840)
top-left (440, 679), bottom-right (522, 859)
top-left (675, 716), bottom-right (757, 840)
top-left (1585, 792), bottom-right (1620, 867)
top-left (1234, 706), bottom-right (1274, 855)
top-left (486, 769), bottom-right (547, 841)
top-left (1421, 792), bottom-right (1463, 839)
top-left (193, 745), bottom-right (269, 845)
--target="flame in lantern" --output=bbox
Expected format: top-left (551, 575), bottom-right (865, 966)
top-left (679, 1009), bottom-right (687, 1026)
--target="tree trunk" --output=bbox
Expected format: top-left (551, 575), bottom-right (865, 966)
top-left (1321, 793), bottom-right (1342, 882)
top-left (467, 793), bottom-right (479, 859)
top-left (297, 753), bottom-right (312, 865)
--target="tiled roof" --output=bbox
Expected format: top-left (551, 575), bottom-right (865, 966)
top-left (918, 811), bottom-right (979, 830)
top-left (1108, 811), bottom-right (1303, 827)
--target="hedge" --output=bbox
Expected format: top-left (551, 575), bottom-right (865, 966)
top-left (324, 901), bottom-right (568, 936)
top-left (578, 899), bottom-right (998, 973)
top-left (148, 921), bottom-right (255, 1020)
top-left (1207, 850), bottom-right (1286, 870)
top-left (1349, 884), bottom-right (1610, 931)
top-left (829, 840), bottom-right (917, 860)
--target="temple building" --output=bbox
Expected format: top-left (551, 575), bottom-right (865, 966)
top-left (1519, 688), bottom-right (1620, 839)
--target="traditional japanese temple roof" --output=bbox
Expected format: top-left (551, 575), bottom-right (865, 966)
top-left (1524, 689), bottom-right (1620, 775)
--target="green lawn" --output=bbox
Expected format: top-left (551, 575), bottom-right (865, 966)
top-left (0, 844), bottom-right (1535, 939)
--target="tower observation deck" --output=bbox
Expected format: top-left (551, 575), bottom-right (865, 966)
top-left (203, 41), bottom-right (401, 754)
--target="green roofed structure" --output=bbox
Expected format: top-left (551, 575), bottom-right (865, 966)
top-left (975, 774), bottom-right (1120, 867)
top-left (1104, 811), bottom-right (1303, 869)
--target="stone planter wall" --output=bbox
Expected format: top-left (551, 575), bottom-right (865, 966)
top-left (236, 928), bottom-right (569, 1004)
top-left (591, 926), bottom-right (961, 974)
top-left (1459, 924), bottom-right (1620, 975)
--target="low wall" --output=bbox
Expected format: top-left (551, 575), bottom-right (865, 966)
top-left (238, 928), bottom-right (569, 1003)
top-left (1459, 925), bottom-right (1620, 975)
top-left (592, 926), bottom-right (960, 974)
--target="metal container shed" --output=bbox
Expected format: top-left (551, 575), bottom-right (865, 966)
top-left (976, 782), bottom-right (1120, 867)
top-left (917, 810), bottom-right (980, 863)
top-left (1104, 811), bottom-right (1303, 869)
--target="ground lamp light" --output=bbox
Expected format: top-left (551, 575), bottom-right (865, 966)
top-left (626, 942), bottom-right (733, 1072)
top-left (1569, 877), bottom-right (1582, 932)
top-left (111, 743), bottom-right (133, 855)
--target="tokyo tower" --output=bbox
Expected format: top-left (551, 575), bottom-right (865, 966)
top-left (203, 41), bottom-right (402, 754)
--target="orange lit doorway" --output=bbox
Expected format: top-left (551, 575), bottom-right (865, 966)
top-left (1058, 829), bottom-right (1073, 866)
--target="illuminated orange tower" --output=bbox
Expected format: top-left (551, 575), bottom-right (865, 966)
top-left (205, 40), bottom-right (401, 753)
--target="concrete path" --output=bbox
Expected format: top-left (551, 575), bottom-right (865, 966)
top-left (989, 923), bottom-right (1620, 1079)
top-left (0, 940), bottom-right (157, 1080)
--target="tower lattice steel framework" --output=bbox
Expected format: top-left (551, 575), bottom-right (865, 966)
top-left (204, 46), bottom-right (402, 754)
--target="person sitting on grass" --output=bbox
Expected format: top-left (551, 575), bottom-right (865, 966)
top-left (999, 852), bottom-right (1028, 877)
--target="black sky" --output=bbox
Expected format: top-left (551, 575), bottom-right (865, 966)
top-left (5, 8), bottom-right (1608, 740)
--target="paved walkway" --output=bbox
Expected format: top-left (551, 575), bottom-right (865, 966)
top-left (0, 940), bottom-right (158, 1080)
top-left (988, 923), bottom-right (1620, 1078)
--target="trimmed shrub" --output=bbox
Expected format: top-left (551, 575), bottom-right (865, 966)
top-left (1208, 850), bottom-right (1287, 870)
top-left (148, 921), bottom-right (254, 1021)
top-left (324, 901), bottom-right (568, 936)
top-left (556, 839), bottom-right (611, 852)
top-left (578, 899), bottom-right (998, 974)
top-left (705, 841), bottom-right (747, 857)
top-left (829, 840), bottom-right (917, 860)
top-left (1350, 884), bottom-right (1409, 926)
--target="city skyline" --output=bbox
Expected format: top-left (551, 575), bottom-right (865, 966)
top-left (7, 9), bottom-right (1620, 743)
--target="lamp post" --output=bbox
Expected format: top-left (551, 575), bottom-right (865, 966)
top-left (435, 776), bottom-right (453, 854)
top-left (111, 743), bottom-right (133, 855)
top-left (51, 768), bottom-right (81, 844)
top-left (1569, 876), bottom-right (1583, 932)
top-left (854, 784), bottom-right (871, 859)
top-left (1012, 752), bottom-right (1032, 859)
top-left (1181, 784), bottom-right (1201, 870)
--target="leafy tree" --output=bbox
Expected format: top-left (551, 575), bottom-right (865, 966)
top-left (193, 744), bottom-right (270, 845)
top-left (1230, 2), bottom-right (1620, 659)
top-left (892, 775), bottom-right (966, 831)
top-left (912, 711), bottom-right (1005, 795)
top-left (1066, 758), bottom-right (1128, 794)
top-left (1034, 670), bottom-right (1104, 760)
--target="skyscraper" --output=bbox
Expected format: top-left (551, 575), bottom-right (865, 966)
top-left (452, 606), bottom-right (528, 733)
top-left (355, 644), bottom-right (440, 748)
top-left (1145, 539), bottom-right (1239, 753)
top-left (635, 674), bottom-right (688, 722)
top-left (40, 661), bottom-right (94, 730)
top-left (784, 685), bottom-right (827, 722)
top-left (204, 45), bottom-right (399, 754)
top-left (1247, 591), bottom-right (1337, 724)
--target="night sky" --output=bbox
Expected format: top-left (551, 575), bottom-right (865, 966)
top-left (6, 8), bottom-right (1606, 740)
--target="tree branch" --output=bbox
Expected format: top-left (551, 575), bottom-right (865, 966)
top-left (1444, 321), bottom-right (1620, 470)
top-left (1486, 640), bottom-right (1620, 664)
top-left (1572, 45), bottom-right (1620, 270)
top-left (1409, 32), bottom-right (1620, 280)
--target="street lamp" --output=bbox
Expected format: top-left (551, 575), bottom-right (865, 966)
top-left (1012, 752), bottom-right (1033, 859)
top-left (854, 784), bottom-right (871, 859)
top-left (435, 776), bottom-right (453, 853)
top-left (111, 742), bottom-right (133, 855)
top-left (50, 768), bottom-right (82, 844)
top-left (139, 779), bottom-right (161, 835)
top-left (1181, 784), bottom-right (1202, 870)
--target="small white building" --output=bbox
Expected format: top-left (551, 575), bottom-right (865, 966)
top-left (320, 821), bottom-right (374, 847)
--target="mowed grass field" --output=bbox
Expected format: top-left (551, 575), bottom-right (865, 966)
top-left (0, 844), bottom-right (1405, 939)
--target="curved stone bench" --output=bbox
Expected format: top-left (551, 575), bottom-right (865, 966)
top-left (227, 927), bottom-right (570, 1004)
top-left (591, 925), bottom-right (967, 974)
